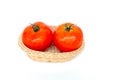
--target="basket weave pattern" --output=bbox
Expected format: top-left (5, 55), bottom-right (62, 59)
top-left (18, 26), bottom-right (85, 62)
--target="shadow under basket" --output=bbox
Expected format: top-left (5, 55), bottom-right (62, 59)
top-left (18, 27), bottom-right (85, 62)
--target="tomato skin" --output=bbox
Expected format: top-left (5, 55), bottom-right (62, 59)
top-left (22, 22), bottom-right (53, 51)
top-left (53, 23), bottom-right (83, 52)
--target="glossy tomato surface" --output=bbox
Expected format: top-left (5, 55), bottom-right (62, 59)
top-left (22, 22), bottom-right (53, 51)
top-left (53, 23), bottom-right (83, 52)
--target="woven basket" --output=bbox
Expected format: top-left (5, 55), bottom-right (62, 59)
top-left (18, 26), bottom-right (85, 62)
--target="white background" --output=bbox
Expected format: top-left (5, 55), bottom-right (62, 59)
top-left (0, 0), bottom-right (120, 80)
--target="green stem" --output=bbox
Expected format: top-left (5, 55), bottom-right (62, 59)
top-left (64, 24), bottom-right (73, 32)
top-left (30, 23), bottom-right (40, 32)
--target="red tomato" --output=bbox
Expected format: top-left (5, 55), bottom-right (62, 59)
top-left (22, 22), bottom-right (53, 51)
top-left (53, 23), bottom-right (83, 52)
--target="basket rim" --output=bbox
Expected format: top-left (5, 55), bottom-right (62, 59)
top-left (18, 34), bottom-right (85, 55)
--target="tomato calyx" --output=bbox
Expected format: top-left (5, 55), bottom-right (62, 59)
top-left (64, 24), bottom-right (74, 32)
top-left (30, 23), bottom-right (40, 32)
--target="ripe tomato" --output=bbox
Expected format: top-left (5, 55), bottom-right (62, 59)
top-left (22, 22), bottom-right (53, 51)
top-left (53, 23), bottom-right (83, 52)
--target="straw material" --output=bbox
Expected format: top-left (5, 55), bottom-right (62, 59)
top-left (18, 26), bottom-right (85, 62)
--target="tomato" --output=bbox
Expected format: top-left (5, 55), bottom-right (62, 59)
top-left (22, 22), bottom-right (53, 51)
top-left (53, 23), bottom-right (83, 52)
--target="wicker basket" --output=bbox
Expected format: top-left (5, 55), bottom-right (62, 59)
top-left (18, 26), bottom-right (85, 62)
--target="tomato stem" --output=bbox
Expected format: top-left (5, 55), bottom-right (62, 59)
top-left (65, 24), bottom-right (74, 32)
top-left (30, 23), bottom-right (40, 32)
